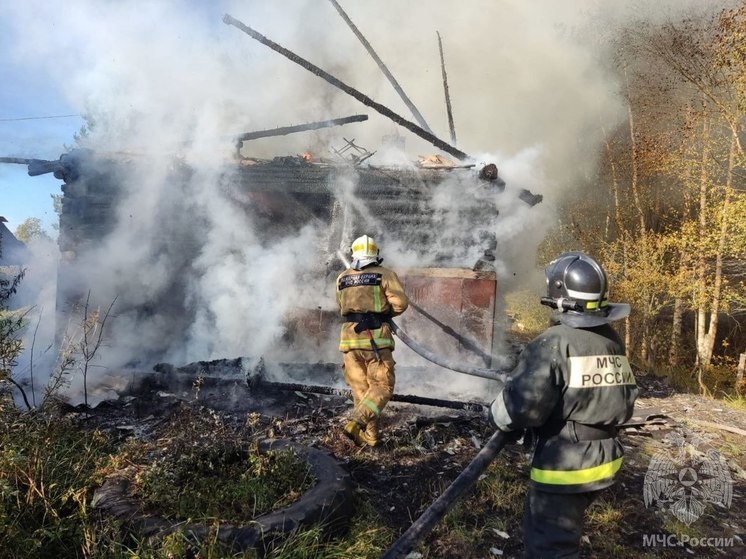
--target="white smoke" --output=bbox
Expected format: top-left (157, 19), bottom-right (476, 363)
top-left (2, 0), bottom-right (726, 404)
top-left (7, 236), bottom-right (58, 407)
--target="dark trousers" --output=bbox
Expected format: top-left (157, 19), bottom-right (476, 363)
top-left (523, 486), bottom-right (599, 559)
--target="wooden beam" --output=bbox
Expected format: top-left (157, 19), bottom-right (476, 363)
top-left (223, 14), bottom-right (469, 161)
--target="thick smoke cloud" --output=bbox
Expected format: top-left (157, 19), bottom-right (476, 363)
top-left (4, 0), bottom-right (723, 403)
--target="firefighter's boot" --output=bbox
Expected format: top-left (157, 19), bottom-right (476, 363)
top-left (364, 418), bottom-right (380, 446)
top-left (343, 420), bottom-right (378, 447)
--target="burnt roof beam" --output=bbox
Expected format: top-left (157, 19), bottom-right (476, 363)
top-left (0, 156), bottom-right (63, 177)
top-left (437, 31), bottom-right (457, 146)
top-left (223, 14), bottom-right (469, 162)
top-left (236, 114), bottom-right (368, 150)
top-left (327, 0), bottom-right (433, 135)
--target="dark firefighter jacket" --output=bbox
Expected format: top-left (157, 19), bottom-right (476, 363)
top-left (336, 265), bottom-right (409, 352)
top-left (490, 322), bottom-right (638, 493)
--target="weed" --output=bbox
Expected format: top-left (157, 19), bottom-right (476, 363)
top-left (0, 405), bottom-right (313, 558)
top-left (90, 523), bottom-right (258, 559)
top-left (132, 445), bottom-right (316, 522)
top-left (0, 412), bottom-right (114, 558)
top-left (193, 375), bottom-right (205, 400)
top-left (419, 453), bottom-right (528, 558)
top-left (245, 411), bottom-right (262, 428)
top-left (0, 260), bottom-right (31, 409)
top-left (504, 289), bottom-right (550, 340)
top-left (474, 457), bottom-right (527, 514)
top-left (660, 517), bottom-right (708, 540)
top-left (584, 498), bottom-right (641, 558)
top-left (264, 495), bottom-right (394, 559)
top-left (721, 392), bottom-right (746, 412)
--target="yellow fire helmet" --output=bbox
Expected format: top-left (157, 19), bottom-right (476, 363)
top-left (350, 235), bottom-right (383, 270)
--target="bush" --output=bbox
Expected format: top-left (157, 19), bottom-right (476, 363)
top-left (0, 260), bottom-right (28, 409)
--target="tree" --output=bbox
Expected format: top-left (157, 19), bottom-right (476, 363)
top-left (642, 9), bottom-right (746, 374)
top-left (543, 2), bottom-right (745, 385)
top-left (14, 217), bottom-right (52, 243)
top-left (0, 236), bottom-right (30, 409)
top-left (63, 113), bottom-right (96, 152)
top-left (51, 194), bottom-right (63, 232)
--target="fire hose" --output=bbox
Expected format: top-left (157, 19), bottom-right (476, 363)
top-left (382, 327), bottom-right (509, 555)
top-left (380, 430), bottom-right (509, 559)
top-left (390, 321), bottom-right (507, 383)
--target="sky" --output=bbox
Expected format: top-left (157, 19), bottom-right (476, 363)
top-left (0, 51), bottom-right (82, 234)
top-left (0, 2), bottom-right (223, 235)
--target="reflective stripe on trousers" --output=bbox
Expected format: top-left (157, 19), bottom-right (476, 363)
top-left (342, 348), bottom-right (395, 427)
top-left (530, 457), bottom-right (623, 486)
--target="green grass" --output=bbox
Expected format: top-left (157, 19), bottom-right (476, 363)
top-left (132, 445), bottom-right (316, 522)
top-left (0, 410), bottom-right (114, 559)
top-left (0, 407), bottom-right (313, 559)
top-left (263, 495), bottom-right (395, 559)
top-left (413, 452), bottom-right (528, 559)
top-left (1, 400), bottom-right (739, 559)
top-left (721, 392), bottom-right (746, 411)
top-left (0, 402), bottom-right (394, 559)
top-left (584, 497), bottom-right (653, 558)
top-left (504, 289), bottom-right (550, 340)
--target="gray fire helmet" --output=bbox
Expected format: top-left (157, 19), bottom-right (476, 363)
top-left (543, 252), bottom-right (630, 327)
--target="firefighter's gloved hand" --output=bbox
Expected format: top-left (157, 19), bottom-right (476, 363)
top-left (487, 393), bottom-right (522, 443)
top-left (499, 428), bottom-right (525, 445)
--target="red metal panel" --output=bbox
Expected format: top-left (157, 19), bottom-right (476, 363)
top-left (396, 268), bottom-right (496, 367)
top-left (462, 277), bottom-right (496, 350)
top-left (288, 268), bottom-right (497, 366)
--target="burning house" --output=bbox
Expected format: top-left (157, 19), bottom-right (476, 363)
top-left (23, 128), bottom-right (540, 374)
top-left (3, 6), bottom-right (544, 400)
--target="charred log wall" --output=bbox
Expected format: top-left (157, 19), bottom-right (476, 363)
top-left (56, 153), bottom-right (500, 363)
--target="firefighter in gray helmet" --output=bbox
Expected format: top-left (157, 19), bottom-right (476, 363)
top-left (489, 252), bottom-right (637, 558)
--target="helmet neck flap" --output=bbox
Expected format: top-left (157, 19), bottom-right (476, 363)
top-left (350, 235), bottom-right (383, 270)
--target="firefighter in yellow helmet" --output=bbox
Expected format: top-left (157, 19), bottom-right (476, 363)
top-left (336, 235), bottom-right (409, 446)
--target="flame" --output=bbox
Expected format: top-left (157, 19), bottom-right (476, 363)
top-left (301, 152), bottom-right (313, 162)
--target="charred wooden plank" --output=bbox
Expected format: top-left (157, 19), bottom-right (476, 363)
top-left (0, 156), bottom-right (60, 177)
top-left (248, 377), bottom-right (486, 413)
top-left (223, 14), bottom-right (469, 161)
top-left (437, 31), bottom-right (457, 146)
top-left (327, 0), bottom-right (433, 134)
top-left (236, 114), bottom-right (368, 145)
top-left (0, 157), bottom-right (35, 165)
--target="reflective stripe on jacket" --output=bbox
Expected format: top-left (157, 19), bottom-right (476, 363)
top-left (491, 323), bottom-right (638, 493)
top-left (336, 265), bottom-right (409, 352)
